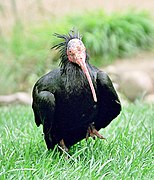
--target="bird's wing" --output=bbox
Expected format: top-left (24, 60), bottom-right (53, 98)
top-left (32, 69), bottom-right (62, 149)
top-left (32, 87), bottom-right (56, 149)
top-left (32, 88), bottom-right (55, 125)
top-left (32, 69), bottom-right (60, 127)
top-left (95, 70), bottom-right (121, 129)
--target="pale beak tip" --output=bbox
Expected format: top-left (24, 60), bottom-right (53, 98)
top-left (94, 96), bottom-right (97, 103)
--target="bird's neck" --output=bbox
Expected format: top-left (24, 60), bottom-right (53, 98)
top-left (60, 61), bottom-right (93, 91)
top-left (61, 60), bottom-right (92, 77)
top-left (61, 61), bottom-right (84, 80)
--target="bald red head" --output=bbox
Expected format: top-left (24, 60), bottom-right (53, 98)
top-left (67, 39), bottom-right (86, 64)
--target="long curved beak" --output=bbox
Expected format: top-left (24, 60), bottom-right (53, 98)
top-left (76, 56), bottom-right (97, 102)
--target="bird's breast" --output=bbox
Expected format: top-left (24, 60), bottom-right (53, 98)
top-left (55, 84), bottom-right (98, 130)
top-left (53, 67), bottom-right (98, 130)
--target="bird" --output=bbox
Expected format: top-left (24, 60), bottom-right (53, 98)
top-left (32, 30), bottom-right (121, 151)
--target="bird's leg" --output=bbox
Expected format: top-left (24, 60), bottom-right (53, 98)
top-left (86, 125), bottom-right (95, 140)
top-left (59, 139), bottom-right (68, 152)
top-left (86, 122), bottom-right (106, 140)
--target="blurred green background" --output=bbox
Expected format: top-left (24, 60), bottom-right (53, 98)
top-left (0, 0), bottom-right (154, 98)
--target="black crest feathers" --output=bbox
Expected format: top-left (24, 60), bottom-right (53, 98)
top-left (52, 29), bottom-right (82, 68)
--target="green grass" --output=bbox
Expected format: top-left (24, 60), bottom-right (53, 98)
top-left (0, 103), bottom-right (153, 179)
top-left (68, 11), bottom-right (154, 61)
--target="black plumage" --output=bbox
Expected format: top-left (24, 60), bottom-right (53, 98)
top-left (32, 30), bottom-right (121, 150)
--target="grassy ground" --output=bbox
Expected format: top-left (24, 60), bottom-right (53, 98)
top-left (0, 103), bottom-right (153, 179)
